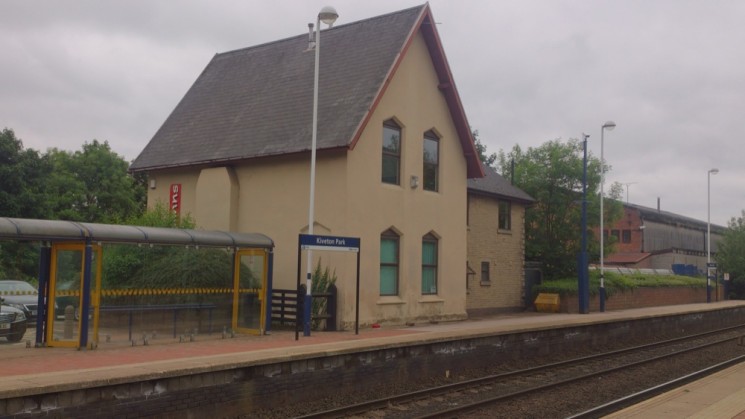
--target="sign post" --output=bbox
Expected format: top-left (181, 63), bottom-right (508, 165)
top-left (298, 234), bottom-right (361, 339)
top-left (707, 262), bottom-right (717, 303)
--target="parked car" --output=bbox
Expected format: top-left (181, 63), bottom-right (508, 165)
top-left (0, 280), bottom-right (39, 322)
top-left (0, 303), bottom-right (27, 342)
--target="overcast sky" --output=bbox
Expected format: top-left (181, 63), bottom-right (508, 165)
top-left (1, 1), bottom-right (743, 226)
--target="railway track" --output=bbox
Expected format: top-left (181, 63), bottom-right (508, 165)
top-left (293, 324), bottom-right (745, 418)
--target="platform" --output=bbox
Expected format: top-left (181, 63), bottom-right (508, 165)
top-left (607, 359), bottom-right (745, 419)
top-left (1, 300), bottom-right (745, 417)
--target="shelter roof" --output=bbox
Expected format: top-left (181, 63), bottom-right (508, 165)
top-left (130, 4), bottom-right (483, 178)
top-left (0, 218), bottom-right (273, 249)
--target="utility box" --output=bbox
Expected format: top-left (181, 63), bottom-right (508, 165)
top-left (534, 293), bottom-right (560, 313)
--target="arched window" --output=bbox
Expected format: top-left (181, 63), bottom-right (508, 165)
top-left (423, 130), bottom-right (439, 191)
top-left (382, 120), bottom-right (401, 185)
top-left (380, 229), bottom-right (400, 295)
top-left (422, 233), bottom-right (438, 294)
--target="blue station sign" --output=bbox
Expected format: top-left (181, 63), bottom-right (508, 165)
top-left (300, 234), bottom-right (360, 252)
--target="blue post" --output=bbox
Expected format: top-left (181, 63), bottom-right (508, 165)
top-left (35, 245), bottom-right (51, 346)
top-left (304, 272), bottom-right (312, 336)
top-left (79, 241), bottom-right (93, 349)
top-left (578, 135), bottom-right (590, 314)
top-left (265, 250), bottom-right (274, 334)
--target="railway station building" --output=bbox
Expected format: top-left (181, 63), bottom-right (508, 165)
top-left (130, 5), bottom-right (533, 329)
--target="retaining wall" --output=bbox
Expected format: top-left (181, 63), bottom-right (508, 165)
top-left (559, 286), bottom-right (725, 313)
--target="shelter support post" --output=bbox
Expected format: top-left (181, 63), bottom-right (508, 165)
top-left (79, 241), bottom-right (93, 349)
top-left (35, 245), bottom-right (51, 346)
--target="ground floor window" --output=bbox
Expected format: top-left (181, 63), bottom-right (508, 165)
top-left (380, 229), bottom-right (399, 296)
top-left (422, 233), bottom-right (438, 294)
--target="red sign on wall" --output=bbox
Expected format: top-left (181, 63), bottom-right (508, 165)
top-left (170, 183), bottom-right (182, 215)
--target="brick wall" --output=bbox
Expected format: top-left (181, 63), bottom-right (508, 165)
top-left (466, 194), bottom-right (527, 314)
top-left (594, 206), bottom-right (644, 253)
top-left (559, 286), bottom-right (716, 313)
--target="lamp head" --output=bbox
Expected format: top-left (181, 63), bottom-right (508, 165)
top-left (319, 6), bottom-right (339, 26)
top-left (709, 168), bottom-right (719, 175)
top-left (602, 121), bottom-right (616, 131)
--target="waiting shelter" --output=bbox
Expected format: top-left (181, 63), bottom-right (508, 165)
top-left (0, 217), bottom-right (273, 349)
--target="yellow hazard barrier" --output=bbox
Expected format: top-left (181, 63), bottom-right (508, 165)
top-left (98, 288), bottom-right (235, 297)
top-left (0, 290), bottom-right (38, 296)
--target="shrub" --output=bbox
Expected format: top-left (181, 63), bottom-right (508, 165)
top-left (533, 271), bottom-right (706, 299)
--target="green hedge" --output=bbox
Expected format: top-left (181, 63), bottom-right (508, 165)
top-left (533, 271), bottom-right (707, 300)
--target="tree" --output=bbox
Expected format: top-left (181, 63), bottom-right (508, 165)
top-left (0, 128), bottom-right (54, 281)
top-left (473, 130), bottom-right (497, 167)
top-left (716, 210), bottom-right (745, 298)
top-left (0, 129), bottom-right (146, 280)
top-left (0, 128), bottom-right (54, 219)
top-left (496, 138), bottom-right (622, 279)
top-left (46, 140), bottom-right (145, 223)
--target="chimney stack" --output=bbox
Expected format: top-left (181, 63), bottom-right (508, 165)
top-left (308, 23), bottom-right (315, 50)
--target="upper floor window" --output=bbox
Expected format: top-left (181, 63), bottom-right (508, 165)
top-left (422, 233), bottom-right (438, 294)
top-left (622, 229), bottom-right (632, 243)
top-left (382, 121), bottom-right (401, 185)
top-left (498, 201), bottom-right (511, 230)
top-left (380, 229), bottom-right (400, 296)
top-left (423, 131), bottom-right (439, 191)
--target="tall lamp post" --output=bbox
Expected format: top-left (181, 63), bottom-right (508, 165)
top-left (623, 182), bottom-right (637, 203)
top-left (707, 168), bottom-right (719, 303)
top-left (599, 121), bottom-right (615, 312)
top-left (579, 133), bottom-right (590, 314)
top-left (305, 6), bottom-right (338, 337)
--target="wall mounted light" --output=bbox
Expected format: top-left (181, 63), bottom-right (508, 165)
top-left (410, 175), bottom-right (419, 189)
top-left (149, 179), bottom-right (157, 189)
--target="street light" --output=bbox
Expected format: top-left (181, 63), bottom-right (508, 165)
top-left (599, 120), bottom-right (615, 312)
top-left (579, 133), bottom-right (590, 314)
top-left (305, 6), bottom-right (338, 337)
top-left (707, 168), bottom-right (719, 303)
top-left (623, 182), bottom-right (637, 203)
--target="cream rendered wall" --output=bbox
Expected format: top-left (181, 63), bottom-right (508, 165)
top-left (466, 195), bottom-right (527, 314)
top-left (232, 150), bottom-right (350, 292)
top-left (345, 31), bottom-right (469, 327)
top-left (195, 167), bottom-right (239, 231)
top-left (146, 170), bottom-right (200, 218)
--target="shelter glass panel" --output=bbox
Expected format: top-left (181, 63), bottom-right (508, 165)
top-left (234, 250), bottom-right (266, 335)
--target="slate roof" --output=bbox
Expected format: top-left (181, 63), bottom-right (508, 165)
top-left (131, 4), bottom-right (483, 178)
top-left (467, 164), bottom-right (535, 204)
top-left (625, 202), bottom-right (727, 232)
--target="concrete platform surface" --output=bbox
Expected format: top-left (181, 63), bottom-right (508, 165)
top-left (607, 360), bottom-right (745, 419)
top-left (1, 300), bottom-right (745, 417)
